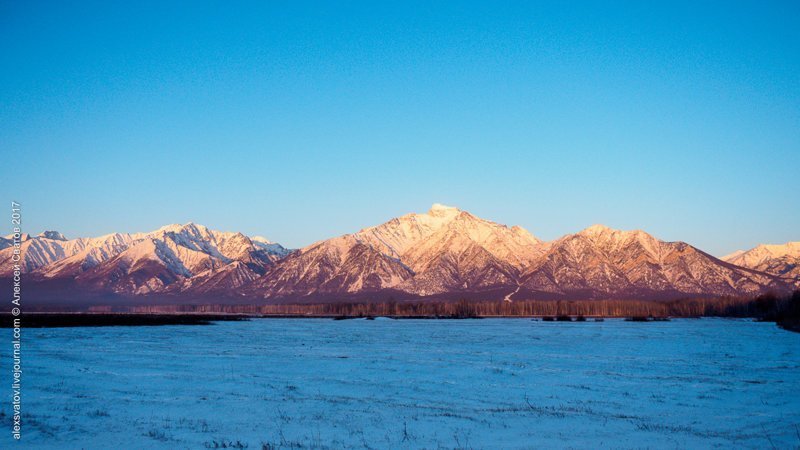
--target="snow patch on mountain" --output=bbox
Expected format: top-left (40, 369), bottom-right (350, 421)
top-left (723, 242), bottom-right (800, 281)
top-left (0, 222), bottom-right (290, 294)
top-left (2, 207), bottom-right (795, 300)
top-left (520, 225), bottom-right (788, 298)
top-left (37, 230), bottom-right (67, 241)
top-left (723, 242), bottom-right (800, 266)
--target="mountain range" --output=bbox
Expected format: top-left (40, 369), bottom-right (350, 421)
top-left (3, 204), bottom-right (797, 305)
top-left (722, 242), bottom-right (800, 281)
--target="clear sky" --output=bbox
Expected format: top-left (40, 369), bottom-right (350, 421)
top-left (1, 1), bottom-right (798, 255)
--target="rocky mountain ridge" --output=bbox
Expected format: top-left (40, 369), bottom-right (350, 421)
top-left (4, 205), bottom-right (797, 302)
top-left (722, 242), bottom-right (800, 281)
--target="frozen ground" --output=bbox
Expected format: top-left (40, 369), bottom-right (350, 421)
top-left (8, 318), bottom-right (800, 449)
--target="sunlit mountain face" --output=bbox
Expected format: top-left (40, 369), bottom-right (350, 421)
top-left (4, 205), bottom-right (797, 303)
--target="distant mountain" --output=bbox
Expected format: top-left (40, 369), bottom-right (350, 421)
top-left (246, 204), bottom-right (547, 299)
top-left (0, 223), bottom-right (290, 295)
top-left (245, 205), bottom-right (793, 301)
top-left (245, 235), bottom-right (414, 298)
top-left (518, 225), bottom-right (787, 299)
top-left (4, 205), bottom-right (796, 304)
top-left (0, 231), bottom-right (128, 277)
top-left (37, 231), bottom-right (68, 241)
top-left (354, 204), bottom-right (546, 295)
top-left (722, 242), bottom-right (800, 281)
top-left (71, 223), bottom-right (290, 295)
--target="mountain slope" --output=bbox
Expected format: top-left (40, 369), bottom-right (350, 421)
top-left (246, 235), bottom-right (414, 298)
top-left (76, 224), bottom-right (290, 295)
top-left (5, 223), bottom-right (289, 295)
top-left (723, 242), bottom-right (800, 281)
top-left (5, 206), bottom-right (796, 303)
top-left (358, 204), bottom-right (546, 295)
top-left (246, 204), bottom-right (547, 298)
top-left (519, 225), bottom-right (789, 299)
top-left (355, 204), bottom-right (545, 269)
top-left (36, 233), bottom-right (144, 279)
top-left (0, 232), bottom-right (115, 276)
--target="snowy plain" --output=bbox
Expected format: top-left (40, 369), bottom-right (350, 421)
top-left (9, 318), bottom-right (800, 449)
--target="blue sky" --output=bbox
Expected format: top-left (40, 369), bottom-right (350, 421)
top-left (1, 1), bottom-right (798, 255)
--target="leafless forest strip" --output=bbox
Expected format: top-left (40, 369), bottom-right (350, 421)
top-left (76, 291), bottom-right (800, 326)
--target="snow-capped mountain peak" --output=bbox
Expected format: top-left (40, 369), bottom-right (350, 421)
top-left (250, 204), bottom-right (550, 298)
top-left (578, 224), bottom-right (653, 240)
top-left (428, 203), bottom-right (460, 218)
top-left (354, 204), bottom-right (544, 265)
top-left (581, 224), bottom-right (614, 235)
top-left (520, 226), bottom-right (791, 298)
top-left (156, 223), bottom-right (188, 233)
top-left (0, 223), bottom-right (290, 295)
top-left (37, 230), bottom-right (67, 241)
top-left (723, 242), bottom-right (800, 265)
top-left (722, 242), bottom-right (800, 281)
top-left (154, 222), bottom-right (211, 238)
top-left (1, 207), bottom-right (796, 302)
top-left (251, 236), bottom-right (274, 244)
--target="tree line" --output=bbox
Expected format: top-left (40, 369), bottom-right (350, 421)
top-left (103, 290), bottom-right (800, 326)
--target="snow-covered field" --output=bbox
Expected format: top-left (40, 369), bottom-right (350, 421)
top-left (11, 318), bottom-right (800, 449)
